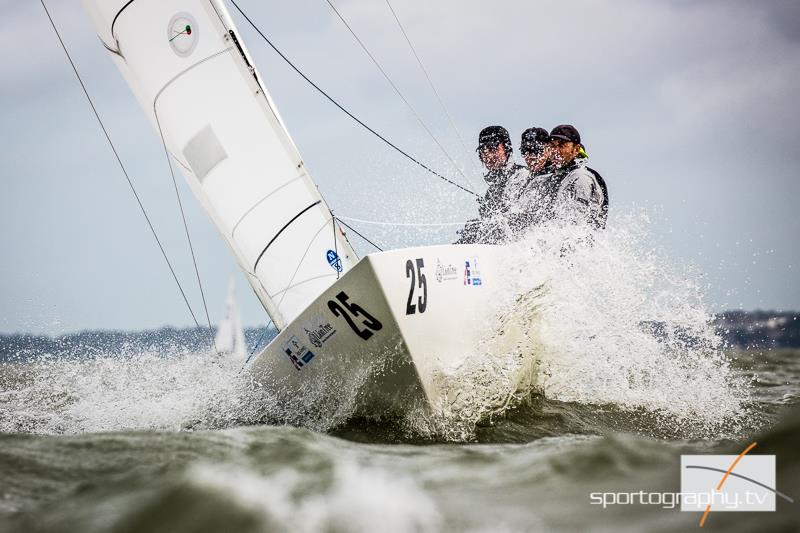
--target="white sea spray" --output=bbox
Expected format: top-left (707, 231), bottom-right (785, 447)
top-left (0, 210), bottom-right (751, 439)
top-left (414, 210), bottom-right (750, 438)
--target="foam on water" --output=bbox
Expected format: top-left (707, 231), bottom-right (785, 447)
top-left (0, 348), bottom-right (237, 434)
top-left (0, 209), bottom-right (751, 439)
top-left (183, 459), bottom-right (442, 532)
top-left (0, 345), bottom-right (383, 435)
top-left (409, 210), bottom-right (750, 438)
top-left (502, 211), bottom-right (748, 429)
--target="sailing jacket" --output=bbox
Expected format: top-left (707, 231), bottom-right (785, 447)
top-left (509, 158), bottom-right (607, 232)
top-left (553, 158), bottom-right (607, 228)
top-left (477, 160), bottom-right (527, 219)
top-left (456, 160), bottom-right (526, 244)
top-left (505, 163), bottom-right (559, 232)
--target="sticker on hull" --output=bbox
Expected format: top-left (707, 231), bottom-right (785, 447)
top-left (281, 335), bottom-right (315, 370)
top-left (304, 316), bottom-right (336, 348)
top-left (464, 258), bottom-right (482, 286)
top-left (435, 259), bottom-right (458, 282)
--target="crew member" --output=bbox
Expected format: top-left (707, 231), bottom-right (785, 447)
top-left (519, 127), bottom-right (551, 175)
top-left (456, 126), bottom-right (525, 243)
top-left (547, 124), bottom-right (608, 228)
top-left (503, 126), bottom-right (556, 234)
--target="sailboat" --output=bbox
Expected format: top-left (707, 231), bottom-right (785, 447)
top-left (214, 278), bottom-right (246, 360)
top-left (80, 0), bottom-right (539, 420)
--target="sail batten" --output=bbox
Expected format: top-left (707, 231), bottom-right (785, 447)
top-left (229, 173), bottom-right (304, 237)
top-left (81, 0), bottom-right (357, 330)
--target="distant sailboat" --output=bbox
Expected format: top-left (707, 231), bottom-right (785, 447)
top-left (214, 279), bottom-right (246, 360)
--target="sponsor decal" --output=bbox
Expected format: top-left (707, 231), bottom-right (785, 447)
top-left (435, 259), bottom-right (458, 283)
top-left (464, 258), bottom-right (482, 286)
top-left (326, 249), bottom-right (343, 272)
top-left (281, 335), bottom-right (315, 370)
top-left (304, 316), bottom-right (336, 348)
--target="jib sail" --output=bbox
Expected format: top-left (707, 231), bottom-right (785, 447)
top-left (81, 0), bottom-right (356, 329)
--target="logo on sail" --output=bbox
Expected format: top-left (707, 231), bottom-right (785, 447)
top-left (464, 258), bottom-right (482, 286)
top-left (435, 259), bottom-right (458, 283)
top-left (167, 13), bottom-right (199, 57)
top-left (326, 249), bottom-right (343, 273)
top-left (281, 335), bottom-right (315, 371)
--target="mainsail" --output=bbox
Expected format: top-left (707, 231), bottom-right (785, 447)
top-left (214, 278), bottom-right (246, 359)
top-left (81, 0), bottom-right (357, 330)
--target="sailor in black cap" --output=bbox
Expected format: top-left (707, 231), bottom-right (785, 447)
top-left (503, 126), bottom-right (559, 234)
top-left (519, 127), bottom-right (551, 175)
top-left (456, 126), bottom-right (526, 243)
top-left (546, 124), bottom-right (608, 228)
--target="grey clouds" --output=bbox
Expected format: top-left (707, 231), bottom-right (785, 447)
top-left (1, 0), bottom-right (798, 333)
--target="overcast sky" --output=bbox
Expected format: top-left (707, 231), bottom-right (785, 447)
top-left (1, 0), bottom-right (799, 334)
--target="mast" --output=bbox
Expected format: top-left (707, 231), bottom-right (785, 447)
top-left (80, 0), bottom-right (357, 330)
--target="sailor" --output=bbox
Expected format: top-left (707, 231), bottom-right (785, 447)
top-left (503, 126), bottom-right (557, 234)
top-left (519, 127), bottom-right (551, 175)
top-left (456, 126), bottom-right (526, 244)
top-left (546, 124), bottom-right (608, 228)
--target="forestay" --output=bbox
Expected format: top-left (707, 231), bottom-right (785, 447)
top-left (81, 0), bottom-right (356, 329)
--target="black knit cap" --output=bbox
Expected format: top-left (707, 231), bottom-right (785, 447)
top-left (549, 124), bottom-right (581, 145)
top-left (520, 127), bottom-right (549, 156)
top-left (476, 125), bottom-right (512, 152)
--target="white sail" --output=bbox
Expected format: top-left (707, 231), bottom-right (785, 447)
top-left (214, 277), bottom-right (246, 359)
top-left (80, 0), bottom-right (357, 330)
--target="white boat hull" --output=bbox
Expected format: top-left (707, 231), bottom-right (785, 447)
top-left (245, 243), bottom-right (545, 423)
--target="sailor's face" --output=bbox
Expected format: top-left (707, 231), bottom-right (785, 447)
top-left (479, 144), bottom-right (508, 170)
top-left (524, 146), bottom-right (550, 172)
top-left (549, 139), bottom-right (580, 167)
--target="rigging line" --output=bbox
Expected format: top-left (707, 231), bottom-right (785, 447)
top-left (337, 215), bottom-right (463, 227)
top-left (323, 0), bottom-right (475, 191)
top-left (154, 115), bottom-right (217, 349)
top-left (335, 218), bottom-right (384, 252)
top-left (272, 217), bottom-right (338, 305)
top-left (241, 317), bottom-right (274, 372)
top-left (256, 217), bottom-right (335, 342)
top-left (383, 0), bottom-right (480, 177)
top-left (331, 211), bottom-right (340, 280)
top-left (268, 273), bottom-right (336, 299)
top-left (228, 0), bottom-right (478, 198)
top-left (39, 0), bottom-right (202, 329)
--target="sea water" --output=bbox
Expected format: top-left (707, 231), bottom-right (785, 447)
top-left (1, 212), bottom-right (798, 532)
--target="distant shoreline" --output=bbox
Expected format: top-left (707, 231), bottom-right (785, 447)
top-left (1, 311), bottom-right (797, 361)
top-left (714, 310), bottom-right (800, 349)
